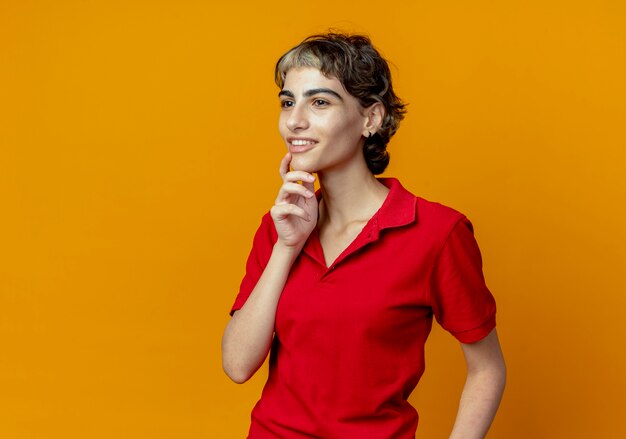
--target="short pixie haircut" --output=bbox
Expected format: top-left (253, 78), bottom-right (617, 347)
top-left (275, 32), bottom-right (407, 175)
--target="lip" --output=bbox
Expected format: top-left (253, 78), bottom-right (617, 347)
top-left (287, 137), bottom-right (318, 153)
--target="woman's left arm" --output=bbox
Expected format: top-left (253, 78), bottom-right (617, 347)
top-left (449, 328), bottom-right (506, 439)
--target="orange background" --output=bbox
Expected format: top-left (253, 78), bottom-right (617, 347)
top-left (2, 1), bottom-right (625, 438)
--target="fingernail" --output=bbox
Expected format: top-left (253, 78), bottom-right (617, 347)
top-left (305, 190), bottom-right (314, 197)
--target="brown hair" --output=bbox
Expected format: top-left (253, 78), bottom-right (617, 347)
top-left (275, 32), bottom-right (407, 175)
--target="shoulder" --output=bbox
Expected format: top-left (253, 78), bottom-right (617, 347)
top-left (383, 178), bottom-right (464, 222)
top-left (387, 177), bottom-right (466, 229)
top-left (416, 196), bottom-right (466, 230)
top-left (381, 178), bottom-right (468, 244)
top-left (413, 197), bottom-right (471, 255)
top-left (259, 210), bottom-right (277, 232)
top-left (249, 211), bottom-right (278, 249)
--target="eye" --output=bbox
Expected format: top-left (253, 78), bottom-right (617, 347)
top-left (280, 99), bottom-right (295, 109)
top-left (313, 99), bottom-right (329, 107)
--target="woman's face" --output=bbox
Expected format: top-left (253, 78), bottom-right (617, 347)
top-left (278, 67), bottom-right (369, 174)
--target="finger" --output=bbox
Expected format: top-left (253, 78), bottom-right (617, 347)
top-left (271, 203), bottom-right (311, 222)
top-left (275, 182), bottom-right (314, 204)
top-left (301, 175), bottom-right (316, 193)
top-left (279, 152), bottom-right (292, 180)
top-left (283, 170), bottom-right (316, 184)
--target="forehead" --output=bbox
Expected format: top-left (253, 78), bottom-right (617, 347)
top-left (282, 67), bottom-right (346, 94)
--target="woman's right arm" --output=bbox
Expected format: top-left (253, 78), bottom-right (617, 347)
top-left (221, 153), bottom-right (317, 383)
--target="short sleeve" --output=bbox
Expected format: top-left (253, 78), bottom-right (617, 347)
top-left (430, 216), bottom-right (497, 343)
top-left (229, 213), bottom-right (277, 316)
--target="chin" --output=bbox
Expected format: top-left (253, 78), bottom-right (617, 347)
top-left (290, 157), bottom-right (319, 173)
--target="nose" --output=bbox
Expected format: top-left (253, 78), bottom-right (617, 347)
top-left (286, 102), bottom-right (309, 132)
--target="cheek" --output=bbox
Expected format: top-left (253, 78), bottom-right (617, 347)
top-left (328, 114), bottom-right (363, 143)
top-left (278, 114), bottom-right (288, 138)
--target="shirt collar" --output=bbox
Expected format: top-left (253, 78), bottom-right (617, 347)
top-left (374, 178), bottom-right (417, 230)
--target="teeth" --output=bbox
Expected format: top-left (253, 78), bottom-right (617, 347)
top-left (291, 140), bottom-right (314, 146)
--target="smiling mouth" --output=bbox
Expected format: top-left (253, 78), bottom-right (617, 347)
top-left (290, 139), bottom-right (317, 146)
top-left (288, 138), bottom-right (318, 152)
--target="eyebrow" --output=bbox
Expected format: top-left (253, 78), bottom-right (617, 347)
top-left (278, 88), bottom-right (344, 101)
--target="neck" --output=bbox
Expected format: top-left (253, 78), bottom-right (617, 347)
top-left (317, 163), bottom-right (390, 227)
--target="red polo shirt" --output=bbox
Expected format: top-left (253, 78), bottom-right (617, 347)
top-left (230, 178), bottom-right (496, 438)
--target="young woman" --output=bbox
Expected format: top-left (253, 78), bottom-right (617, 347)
top-left (222, 33), bottom-right (506, 438)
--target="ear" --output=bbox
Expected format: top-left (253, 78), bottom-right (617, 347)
top-left (362, 102), bottom-right (385, 137)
